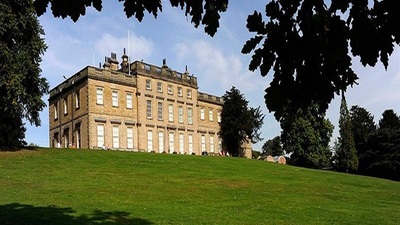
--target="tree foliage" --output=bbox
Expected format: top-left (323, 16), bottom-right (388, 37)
top-left (334, 93), bottom-right (358, 172)
top-left (261, 136), bottom-right (283, 156)
top-left (281, 103), bottom-right (333, 169)
top-left (378, 109), bottom-right (400, 131)
top-left (242, 0), bottom-right (400, 121)
top-left (33, 0), bottom-right (228, 37)
top-left (0, 0), bottom-right (48, 149)
top-left (220, 87), bottom-right (264, 157)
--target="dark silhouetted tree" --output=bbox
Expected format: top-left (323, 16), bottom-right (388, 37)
top-left (334, 93), bottom-right (358, 172)
top-left (379, 109), bottom-right (400, 131)
top-left (261, 136), bottom-right (283, 156)
top-left (0, 0), bottom-right (48, 149)
top-left (220, 87), bottom-right (264, 157)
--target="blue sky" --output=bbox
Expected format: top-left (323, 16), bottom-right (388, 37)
top-left (25, 1), bottom-right (400, 150)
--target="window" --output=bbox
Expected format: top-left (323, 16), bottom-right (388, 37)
top-left (97, 125), bottom-right (104, 148)
top-left (96, 87), bottom-right (103, 105)
top-left (146, 79), bottom-right (151, 90)
top-left (146, 100), bottom-right (152, 119)
top-left (169, 132), bottom-right (174, 153)
top-left (187, 89), bottom-right (192, 99)
top-left (168, 104), bottom-right (174, 122)
top-left (75, 91), bottom-right (80, 109)
top-left (126, 93), bottom-right (133, 109)
top-left (127, 127), bottom-right (133, 149)
top-left (112, 90), bottom-right (118, 107)
top-left (179, 133), bottom-right (184, 154)
top-left (201, 135), bottom-right (206, 152)
top-left (218, 139), bottom-right (222, 152)
top-left (200, 108), bottom-right (205, 120)
top-left (177, 87), bottom-right (183, 97)
top-left (188, 134), bottom-right (193, 154)
top-left (157, 102), bottom-right (163, 120)
top-left (158, 131), bottom-right (164, 153)
top-left (157, 82), bottom-right (162, 92)
top-left (178, 106), bottom-right (183, 123)
top-left (210, 136), bottom-right (214, 153)
top-left (147, 130), bottom-right (153, 152)
top-left (187, 107), bottom-right (193, 125)
top-left (209, 109), bottom-right (213, 122)
top-left (112, 126), bottom-right (119, 149)
top-left (63, 97), bottom-right (68, 115)
top-left (217, 111), bottom-right (221, 123)
top-left (167, 85), bottom-right (173, 95)
top-left (54, 103), bottom-right (58, 120)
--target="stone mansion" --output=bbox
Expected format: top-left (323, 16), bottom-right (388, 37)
top-left (48, 51), bottom-right (251, 158)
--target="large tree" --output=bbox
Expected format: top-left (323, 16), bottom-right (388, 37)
top-left (261, 136), bottom-right (283, 156)
top-left (0, 0), bottom-right (48, 149)
top-left (242, 0), bottom-right (400, 121)
top-left (220, 87), bottom-right (264, 157)
top-left (349, 105), bottom-right (376, 173)
top-left (281, 103), bottom-right (333, 169)
top-left (379, 109), bottom-right (400, 131)
top-left (334, 93), bottom-right (358, 172)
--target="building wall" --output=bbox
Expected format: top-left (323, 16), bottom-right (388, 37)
top-left (48, 55), bottom-right (252, 158)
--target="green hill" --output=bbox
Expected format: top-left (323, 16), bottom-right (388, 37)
top-left (0, 148), bottom-right (399, 224)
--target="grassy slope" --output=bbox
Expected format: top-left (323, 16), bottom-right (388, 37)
top-left (0, 148), bottom-right (399, 225)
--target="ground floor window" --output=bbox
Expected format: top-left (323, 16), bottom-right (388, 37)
top-left (188, 134), bottom-right (193, 154)
top-left (201, 135), bottom-right (206, 153)
top-left (112, 126), bottom-right (119, 149)
top-left (179, 133), bottom-right (184, 154)
top-left (97, 125), bottom-right (104, 148)
top-left (127, 127), bottom-right (133, 149)
top-left (147, 130), bottom-right (153, 152)
top-left (158, 131), bottom-right (164, 153)
top-left (169, 132), bottom-right (174, 153)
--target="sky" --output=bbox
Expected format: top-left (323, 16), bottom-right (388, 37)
top-left (25, 1), bottom-right (400, 150)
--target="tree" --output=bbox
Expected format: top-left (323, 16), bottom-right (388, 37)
top-left (261, 136), bottom-right (283, 156)
top-left (349, 105), bottom-right (376, 173)
top-left (220, 87), bottom-right (264, 157)
top-left (334, 93), bottom-right (358, 172)
top-left (378, 109), bottom-right (400, 131)
top-left (0, 0), bottom-right (48, 149)
top-left (33, 0), bottom-right (228, 37)
top-left (281, 103), bottom-right (333, 169)
top-left (242, 0), bottom-right (400, 121)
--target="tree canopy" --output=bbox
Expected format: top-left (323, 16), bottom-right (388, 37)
top-left (33, 0), bottom-right (228, 37)
top-left (242, 0), bottom-right (400, 121)
top-left (281, 103), bottom-right (333, 169)
top-left (220, 87), bottom-right (264, 157)
top-left (261, 136), bottom-right (283, 156)
top-left (0, 0), bottom-right (48, 149)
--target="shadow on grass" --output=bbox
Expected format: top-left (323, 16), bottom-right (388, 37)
top-left (0, 203), bottom-right (153, 225)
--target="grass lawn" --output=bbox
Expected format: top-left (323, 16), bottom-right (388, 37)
top-left (0, 148), bottom-right (399, 225)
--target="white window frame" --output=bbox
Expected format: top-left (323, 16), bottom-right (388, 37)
top-left (145, 79), bottom-right (151, 90)
top-left (158, 131), bottom-right (164, 153)
top-left (200, 108), bottom-right (205, 120)
top-left (96, 87), bottom-right (103, 105)
top-left (158, 102), bottom-right (163, 120)
top-left (146, 100), bottom-right (152, 119)
top-left (177, 87), bottom-right (183, 97)
top-left (54, 103), bottom-right (58, 120)
top-left (97, 124), bottom-right (104, 148)
top-left (147, 130), bottom-right (153, 152)
top-left (168, 104), bottom-right (174, 122)
top-left (127, 127), bottom-right (133, 149)
top-left (75, 90), bottom-right (80, 109)
top-left (201, 135), bottom-right (206, 152)
top-left (188, 107), bottom-right (193, 125)
top-left (169, 132), bottom-right (174, 153)
top-left (188, 134), bottom-right (193, 154)
top-left (126, 93), bottom-right (133, 109)
top-left (179, 133), bottom-right (184, 154)
top-left (209, 109), bottom-right (213, 122)
top-left (217, 111), bottom-right (221, 123)
top-left (157, 82), bottom-right (162, 92)
top-left (178, 106), bottom-right (183, 123)
top-left (63, 97), bottom-right (68, 115)
top-left (210, 135), bottom-right (214, 153)
top-left (187, 89), bottom-right (192, 99)
top-left (167, 85), bottom-right (173, 95)
top-left (112, 126), bottom-right (119, 149)
top-left (112, 90), bottom-right (119, 107)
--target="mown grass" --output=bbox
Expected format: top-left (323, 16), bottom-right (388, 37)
top-left (0, 148), bottom-right (399, 224)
